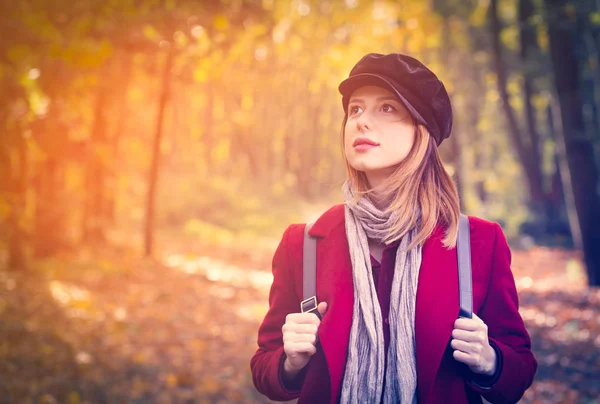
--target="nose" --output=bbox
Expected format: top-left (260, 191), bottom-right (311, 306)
top-left (356, 113), bottom-right (371, 132)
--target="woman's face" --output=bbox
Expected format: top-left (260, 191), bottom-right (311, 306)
top-left (344, 85), bottom-right (416, 187)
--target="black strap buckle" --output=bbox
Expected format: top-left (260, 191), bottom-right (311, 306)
top-left (300, 296), bottom-right (321, 319)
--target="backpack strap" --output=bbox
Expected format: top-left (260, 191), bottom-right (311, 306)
top-left (457, 214), bottom-right (473, 319)
top-left (301, 222), bottom-right (320, 319)
top-left (301, 216), bottom-right (473, 320)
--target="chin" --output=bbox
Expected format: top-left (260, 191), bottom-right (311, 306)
top-left (347, 155), bottom-right (383, 171)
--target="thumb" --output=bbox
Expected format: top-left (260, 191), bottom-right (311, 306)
top-left (317, 302), bottom-right (328, 317)
top-left (471, 312), bottom-right (484, 323)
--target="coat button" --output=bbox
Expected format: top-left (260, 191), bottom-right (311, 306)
top-left (384, 318), bottom-right (389, 324)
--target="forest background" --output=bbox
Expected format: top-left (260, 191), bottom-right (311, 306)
top-left (0, 0), bottom-right (599, 403)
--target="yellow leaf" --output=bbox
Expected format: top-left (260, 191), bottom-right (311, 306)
top-left (38, 395), bottom-right (57, 404)
top-left (191, 339), bottom-right (207, 352)
top-left (0, 197), bottom-right (11, 221)
top-left (143, 25), bottom-right (161, 41)
top-left (201, 377), bottom-right (220, 393)
top-left (213, 15), bottom-right (229, 31)
top-left (241, 94), bottom-right (253, 110)
top-left (166, 373), bottom-right (178, 387)
top-left (67, 392), bottom-right (81, 404)
top-left (193, 68), bottom-right (208, 83)
top-left (133, 352), bottom-right (147, 364)
top-left (212, 139), bottom-right (230, 162)
top-left (7, 45), bottom-right (31, 64)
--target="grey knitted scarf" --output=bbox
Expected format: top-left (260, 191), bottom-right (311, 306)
top-left (340, 179), bottom-right (422, 404)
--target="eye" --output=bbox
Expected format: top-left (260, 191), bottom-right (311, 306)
top-left (349, 105), bottom-right (362, 115)
top-left (381, 103), bottom-right (397, 113)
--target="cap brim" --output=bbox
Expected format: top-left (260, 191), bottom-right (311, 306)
top-left (338, 73), bottom-right (427, 128)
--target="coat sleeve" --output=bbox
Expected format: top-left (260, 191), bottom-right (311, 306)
top-left (250, 224), bottom-right (307, 401)
top-left (466, 222), bottom-right (538, 403)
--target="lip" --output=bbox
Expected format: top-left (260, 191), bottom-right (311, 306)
top-left (353, 137), bottom-right (379, 151)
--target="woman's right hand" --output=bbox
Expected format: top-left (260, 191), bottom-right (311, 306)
top-left (282, 302), bottom-right (328, 380)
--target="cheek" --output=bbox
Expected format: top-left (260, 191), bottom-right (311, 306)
top-left (384, 127), bottom-right (415, 160)
top-left (343, 127), bottom-right (353, 151)
top-left (394, 127), bottom-right (415, 150)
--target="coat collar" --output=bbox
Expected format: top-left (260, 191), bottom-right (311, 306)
top-left (310, 205), bottom-right (486, 404)
top-left (308, 204), bottom-right (345, 238)
top-left (308, 203), bottom-right (450, 242)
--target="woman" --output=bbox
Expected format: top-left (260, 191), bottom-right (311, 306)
top-left (250, 53), bottom-right (537, 404)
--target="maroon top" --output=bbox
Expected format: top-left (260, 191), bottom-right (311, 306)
top-left (370, 240), bottom-right (400, 403)
top-left (369, 239), bottom-right (400, 356)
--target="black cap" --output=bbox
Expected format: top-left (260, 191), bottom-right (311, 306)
top-left (339, 53), bottom-right (453, 146)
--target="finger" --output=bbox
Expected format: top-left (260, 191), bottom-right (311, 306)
top-left (472, 313), bottom-right (484, 323)
top-left (452, 349), bottom-right (477, 367)
top-left (282, 323), bottom-right (318, 335)
top-left (286, 312), bottom-right (321, 326)
top-left (451, 329), bottom-right (487, 343)
top-left (317, 302), bottom-right (328, 317)
top-left (290, 342), bottom-right (317, 356)
top-left (454, 318), bottom-right (482, 332)
top-left (450, 339), bottom-right (483, 356)
top-left (283, 330), bottom-right (318, 344)
top-left (290, 333), bottom-right (317, 345)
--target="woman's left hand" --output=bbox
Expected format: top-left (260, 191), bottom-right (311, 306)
top-left (451, 313), bottom-right (497, 376)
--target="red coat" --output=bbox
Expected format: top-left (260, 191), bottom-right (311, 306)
top-left (251, 205), bottom-right (537, 403)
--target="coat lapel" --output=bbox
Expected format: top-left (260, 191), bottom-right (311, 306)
top-left (415, 223), bottom-right (484, 404)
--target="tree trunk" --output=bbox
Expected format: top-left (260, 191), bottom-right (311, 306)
top-left (298, 100), bottom-right (322, 200)
top-left (545, 104), bottom-right (570, 238)
top-left (6, 130), bottom-right (27, 270)
top-left (463, 21), bottom-right (490, 210)
top-left (518, 0), bottom-right (547, 209)
top-left (580, 14), bottom-right (600, 143)
top-left (33, 157), bottom-right (62, 257)
top-left (106, 54), bottom-right (133, 225)
top-left (490, 0), bottom-right (547, 208)
top-left (144, 46), bottom-right (174, 257)
top-left (83, 70), bottom-right (109, 245)
top-left (439, 10), bottom-right (464, 211)
top-left (203, 83), bottom-right (214, 169)
top-left (546, 0), bottom-right (600, 286)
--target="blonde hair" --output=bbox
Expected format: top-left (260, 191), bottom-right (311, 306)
top-left (342, 118), bottom-right (460, 250)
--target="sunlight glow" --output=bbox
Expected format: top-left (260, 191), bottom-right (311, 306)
top-left (75, 351), bottom-right (93, 364)
top-left (345, 0), bottom-right (359, 9)
top-left (406, 18), bottom-right (419, 30)
top-left (191, 25), bottom-right (204, 38)
top-left (114, 307), bottom-right (127, 321)
top-left (517, 276), bottom-right (533, 289)
top-left (49, 280), bottom-right (90, 305)
top-left (254, 46), bottom-right (268, 61)
top-left (28, 68), bottom-right (40, 80)
top-left (236, 302), bottom-right (269, 321)
top-left (298, 3), bottom-right (310, 16)
top-left (163, 254), bottom-right (273, 289)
